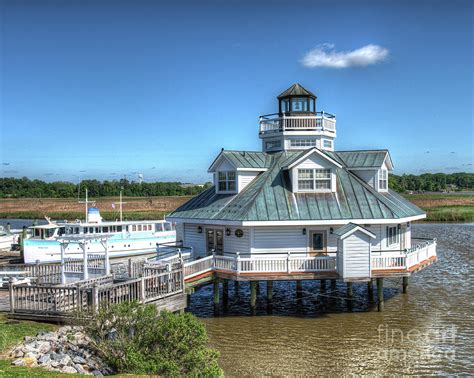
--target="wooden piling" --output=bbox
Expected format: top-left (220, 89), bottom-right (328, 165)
top-left (402, 276), bottom-right (409, 294)
top-left (347, 282), bottom-right (353, 298)
top-left (250, 281), bottom-right (257, 311)
top-left (222, 280), bottom-right (229, 305)
top-left (377, 278), bottom-right (384, 311)
top-left (368, 279), bottom-right (374, 302)
top-left (330, 279), bottom-right (337, 290)
top-left (320, 279), bottom-right (326, 290)
top-left (267, 281), bottom-right (273, 302)
top-left (296, 280), bottom-right (302, 298)
top-left (213, 280), bottom-right (220, 306)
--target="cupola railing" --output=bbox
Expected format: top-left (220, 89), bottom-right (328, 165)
top-left (259, 111), bottom-right (336, 135)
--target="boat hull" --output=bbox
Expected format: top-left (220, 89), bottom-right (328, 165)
top-left (23, 232), bottom-right (175, 263)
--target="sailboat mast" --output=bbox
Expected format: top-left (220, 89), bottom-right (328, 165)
top-left (120, 189), bottom-right (123, 222)
top-left (85, 188), bottom-right (88, 222)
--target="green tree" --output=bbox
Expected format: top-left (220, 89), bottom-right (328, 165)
top-left (81, 302), bottom-right (223, 377)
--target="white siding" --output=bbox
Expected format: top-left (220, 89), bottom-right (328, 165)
top-left (224, 227), bottom-right (250, 254)
top-left (253, 227), bottom-right (307, 255)
top-left (352, 170), bottom-right (377, 188)
top-left (175, 223), bottom-right (184, 241)
top-left (252, 226), bottom-right (338, 256)
top-left (340, 231), bottom-right (371, 280)
top-left (368, 224), bottom-right (402, 251)
top-left (183, 223), bottom-right (206, 258)
top-left (238, 171), bottom-right (259, 192)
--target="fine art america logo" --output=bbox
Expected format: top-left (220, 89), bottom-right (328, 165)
top-left (377, 324), bottom-right (457, 364)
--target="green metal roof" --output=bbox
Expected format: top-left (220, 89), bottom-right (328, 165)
top-left (277, 83), bottom-right (316, 99)
top-left (335, 150), bottom-right (391, 169)
top-left (208, 150), bottom-right (271, 171)
top-left (333, 223), bottom-right (375, 239)
top-left (170, 150), bottom-right (424, 222)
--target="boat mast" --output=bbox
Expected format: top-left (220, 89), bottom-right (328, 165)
top-left (78, 188), bottom-right (92, 222)
top-left (118, 188), bottom-right (127, 222)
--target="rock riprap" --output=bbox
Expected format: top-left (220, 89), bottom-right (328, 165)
top-left (9, 326), bottom-right (112, 376)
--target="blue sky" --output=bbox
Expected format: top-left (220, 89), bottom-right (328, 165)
top-left (1, 0), bottom-right (472, 183)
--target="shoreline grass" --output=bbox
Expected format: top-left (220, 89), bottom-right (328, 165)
top-left (0, 193), bottom-right (472, 223)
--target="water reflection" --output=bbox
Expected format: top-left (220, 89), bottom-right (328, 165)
top-left (188, 224), bottom-right (473, 376)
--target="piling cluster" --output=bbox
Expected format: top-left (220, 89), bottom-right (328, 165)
top-left (9, 326), bottom-right (112, 376)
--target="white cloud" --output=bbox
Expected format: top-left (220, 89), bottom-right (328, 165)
top-left (301, 43), bottom-right (389, 69)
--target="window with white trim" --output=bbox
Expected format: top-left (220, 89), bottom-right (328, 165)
top-left (379, 169), bottom-right (388, 190)
top-left (298, 168), bottom-right (331, 191)
top-left (218, 171), bottom-right (236, 192)
top-left (386, 226), bottom-right (399, 246)
top-left (322, 139), bottom-right (333, 149)
top-left (290, 139), bottom-right (316, 148)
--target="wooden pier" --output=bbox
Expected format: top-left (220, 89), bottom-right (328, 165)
top-left (0, 238), bottom-right (437, 319)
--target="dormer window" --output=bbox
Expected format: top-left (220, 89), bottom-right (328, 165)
top-left (298, 168), bottom-right (331, 191)
top-left (379, 169), bottom-right (388, 191)
top-left (218, 171), bottom-right (236, 192)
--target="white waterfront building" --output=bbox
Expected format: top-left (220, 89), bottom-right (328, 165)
top-left (168, 84), bottom-right (437, 295)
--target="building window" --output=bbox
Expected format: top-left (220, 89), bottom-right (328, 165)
top-left (379, 169), bottom-right (388, 190)
top-left (322, 139), bottom-right (333, 149)
top-left (298, 168), bottom-right (331, 191)
top-left (218, 171), bottom-right (236, 192)
top-left (266, 140), bottom-right (281, 150)
top-left (291, 97), bottom-right (308, 112)
top-left (290, 139), bottom-right (316, 148)
top-left (386, 226), bottom-right (399, 246)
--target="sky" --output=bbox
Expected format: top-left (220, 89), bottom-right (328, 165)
top-left (0, 0), bottom-right (472, 183)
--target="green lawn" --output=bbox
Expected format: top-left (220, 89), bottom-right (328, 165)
top-left (424, 205), bottom-right (474, 222)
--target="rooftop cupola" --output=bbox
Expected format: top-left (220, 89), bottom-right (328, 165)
top-left (277, 83), bottom-right (317, 115)
top-left (259, 83), bottom-right (337, 153)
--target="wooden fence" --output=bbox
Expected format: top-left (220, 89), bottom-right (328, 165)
top-left (9, 269), bottom-right (184, 318)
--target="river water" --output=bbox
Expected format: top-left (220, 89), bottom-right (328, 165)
top-left (189, 224), bottom-right (473, 376)
top-left (2, 220), bottom-right (472, 375)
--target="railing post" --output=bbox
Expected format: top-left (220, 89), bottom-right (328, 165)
top-left (287, 252), bottom-right (291, 274)
top-left (167, 263), bottom-right (172, 293)
top-left (9, 278), bottom-right (15, 314)
top-left (236, 252), bottom-right (240, 275)
top-left (35, 260), bottom-right (40, 280)
top-left (128, 258), bottom-right (133, 278)
top-left (140, 276), bottom-right (146, 303)
top-left (92, 283), bottom-right (99, 314)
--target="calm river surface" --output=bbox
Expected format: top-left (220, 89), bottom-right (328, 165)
top-left (189, 224), bottom-right (473, 376)
top-left (2, 220), bottom-right (472, 375)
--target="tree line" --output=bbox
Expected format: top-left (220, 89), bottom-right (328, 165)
top-left (0, 177), bottom-right (212, 198)
top-left (0, 173), bottom-right (472, 198)
top-left (389, 172), bottom-right (473, 193)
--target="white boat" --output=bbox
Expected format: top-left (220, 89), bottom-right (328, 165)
top-left (23, 207), bottom-right (176, 264)
top-left (0, 225), bottom-right (18, 251)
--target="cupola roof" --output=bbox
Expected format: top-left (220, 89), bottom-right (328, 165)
top-left (277, 83), bottom-right (316, 99)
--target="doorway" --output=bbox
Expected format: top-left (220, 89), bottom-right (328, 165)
top-left (206, 228), bottom-right (224, 256)
top-left (309, 230), bottom-right (327, 256)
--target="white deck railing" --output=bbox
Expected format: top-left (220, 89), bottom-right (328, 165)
top-left (259, 112), bottom-right (336, 135)
top-left (157, 239), bottom-right (436, 280)
top-left (371, 239), bottom-right (437, 271)
top-left (182, 253), bottom-right (337, 279)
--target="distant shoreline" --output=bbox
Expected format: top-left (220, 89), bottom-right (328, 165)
top-left (0, 193), bottom-right (472, 223)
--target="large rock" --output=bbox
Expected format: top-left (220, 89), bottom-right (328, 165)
top-left (62, 366), bottom-right (78, 374)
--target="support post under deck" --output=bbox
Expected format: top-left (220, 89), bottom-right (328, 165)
top-left (222, 280), bottom-right (229, 306)
top-left (250, 281), bottom-right (257, 312)
top-left (402, 276), bottom-right (409, 294)
top-left (347, 282), bottom-right (353, 298)
top-left (320, 279), bottom-right (326, 291)
top-left (213, 280), bottom-right (219, 307)
top-left (296, 280), bottom-right (303, 299)
top-left (368, 279), bottom-right (374, 301)
top-left (377, 278), bottom-right (384, 312)
top-left (267, 281), bottom-right (273, 302)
